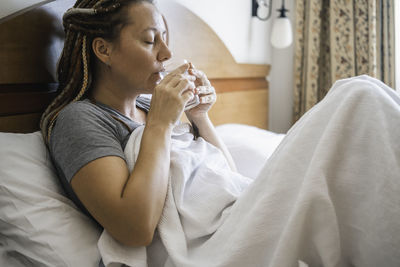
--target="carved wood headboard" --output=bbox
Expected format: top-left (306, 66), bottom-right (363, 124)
top-left (0, 0), bottom-right (270, 133)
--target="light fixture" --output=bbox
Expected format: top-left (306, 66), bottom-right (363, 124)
top-left (252, 0), bottom-right (272, 21)
top-left (270, 0), bottom-right (292, 48)
top-left (252, 0), bottom-right (293, 49)
top-left (0, 0), bottom-right (54, 23)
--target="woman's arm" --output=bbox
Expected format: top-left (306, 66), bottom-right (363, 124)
top-left (71, 123), bottom-right (172, 247)
top-left (71, 64), bottom-right (196, 247)
top-left (185, 65), bottom-right (237, 172)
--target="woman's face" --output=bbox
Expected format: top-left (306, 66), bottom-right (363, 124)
top-left (108, 2), bottom-right (171, 93)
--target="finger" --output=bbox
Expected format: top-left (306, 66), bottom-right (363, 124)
top-left (196, 85), bottom-right (215, 95)
top-left (182, 89), bottom-right (195, 104)
top-left (200, 94), bottom-right (216, 104)
top-left (169, 74), bottom-right (196, 88)
top-left (188, 68), bottom-right (211, 86)
top-left (181, 73), bottom-right (197, 82)
top-left (188, 67), bottom-right (203, 77)
top-left (184, 95), bottom-right (200, 111)
top-left (160, 72), bottom-right (175, 84)
top-left (176, 79), bottom-right (196, 94)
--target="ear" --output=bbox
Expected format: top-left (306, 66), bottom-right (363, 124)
top-left (92, 37), bottom-right (112, 66)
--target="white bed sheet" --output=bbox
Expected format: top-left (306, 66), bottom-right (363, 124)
top-left (98, 75), bottom-right (400, 267)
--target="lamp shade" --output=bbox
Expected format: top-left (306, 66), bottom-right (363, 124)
top-left (0, 0), bottom-right (54, 23)
top-left (270, 17), bottom-right (293, 49)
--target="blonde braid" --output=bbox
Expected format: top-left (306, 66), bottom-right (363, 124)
top-left (40, 31), bottom-right (82, 141)
top-left (45, 35), bottom-right (90, 142)
top-left (73, 35), bottom-right (90, 102)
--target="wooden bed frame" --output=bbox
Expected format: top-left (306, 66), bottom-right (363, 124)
top-left (0, 0), bottom-right (270, 133)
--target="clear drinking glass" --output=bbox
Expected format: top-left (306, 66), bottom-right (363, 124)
top-left (161, 58), bottom-right (200, 111)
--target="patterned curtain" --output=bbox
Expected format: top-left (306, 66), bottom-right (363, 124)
top-left (293, 0), bottom-right (395, 122)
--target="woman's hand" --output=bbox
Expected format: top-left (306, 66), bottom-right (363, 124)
top-left (182, 64), bottom-right (236, 171)
top-left (185, 64), bottom-right (216, 121)
top-left (147, 63), bottom-right (196, 127)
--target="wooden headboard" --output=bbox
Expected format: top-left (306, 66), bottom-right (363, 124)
top-left (0, 0), bottom-right (270, 133)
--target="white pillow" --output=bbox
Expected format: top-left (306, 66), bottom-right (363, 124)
top-left (216, 124), bottom-right (285, 179)
top-left (0, 131), bottom-right (101, 267)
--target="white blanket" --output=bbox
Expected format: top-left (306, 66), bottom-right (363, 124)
top-left (98, 75), bottom-right (400, 267)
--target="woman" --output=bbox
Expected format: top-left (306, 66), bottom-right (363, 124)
top-left (42, 0), bottom-right (400, 266)
top-left (41, 0), bottom-right (235, 247)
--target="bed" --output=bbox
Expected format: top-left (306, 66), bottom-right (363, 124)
top-left (0, 1), bottom-right (285, 266)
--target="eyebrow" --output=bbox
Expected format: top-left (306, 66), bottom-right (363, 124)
top-left (142, 27), bottom-right (167, 35)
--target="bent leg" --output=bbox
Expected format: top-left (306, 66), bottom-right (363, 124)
top-left (199, 75), bottom-right (400, 267)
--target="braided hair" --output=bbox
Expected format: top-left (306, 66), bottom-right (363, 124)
top-left (40, 0), bottom-right (154, 145)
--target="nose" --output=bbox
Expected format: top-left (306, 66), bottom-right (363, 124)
top-left (158, 40), bottom-right (172, 62)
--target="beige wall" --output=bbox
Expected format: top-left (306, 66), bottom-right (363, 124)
top-left (158, 0), bottom-right (295, 133)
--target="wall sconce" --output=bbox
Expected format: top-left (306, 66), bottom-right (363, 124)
top-left (252, 0), bottom-right (293, 49)
top-left (0, 0), bottom-right (54, 23)
top-left (252, 0), bottom-right (272, 21)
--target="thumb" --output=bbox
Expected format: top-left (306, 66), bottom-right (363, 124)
top-left (182, 89), bottom-right (195, 104)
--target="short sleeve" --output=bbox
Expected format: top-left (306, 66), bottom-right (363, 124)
top-left (49, 101), bottom-right (126, 182)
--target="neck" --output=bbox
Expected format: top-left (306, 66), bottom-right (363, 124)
top-left (90, 76), bottom-right (142, 121)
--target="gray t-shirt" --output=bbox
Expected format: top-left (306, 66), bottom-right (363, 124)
top-left (49, 97), bottom-right (151, 217)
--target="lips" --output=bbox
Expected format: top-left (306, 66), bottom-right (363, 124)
top-left (156, 68), bottom-right (166, 74)
top-left (154, 68), bottom-right (166, 80)
top-left (153, 67), bottom-right (166, 83)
